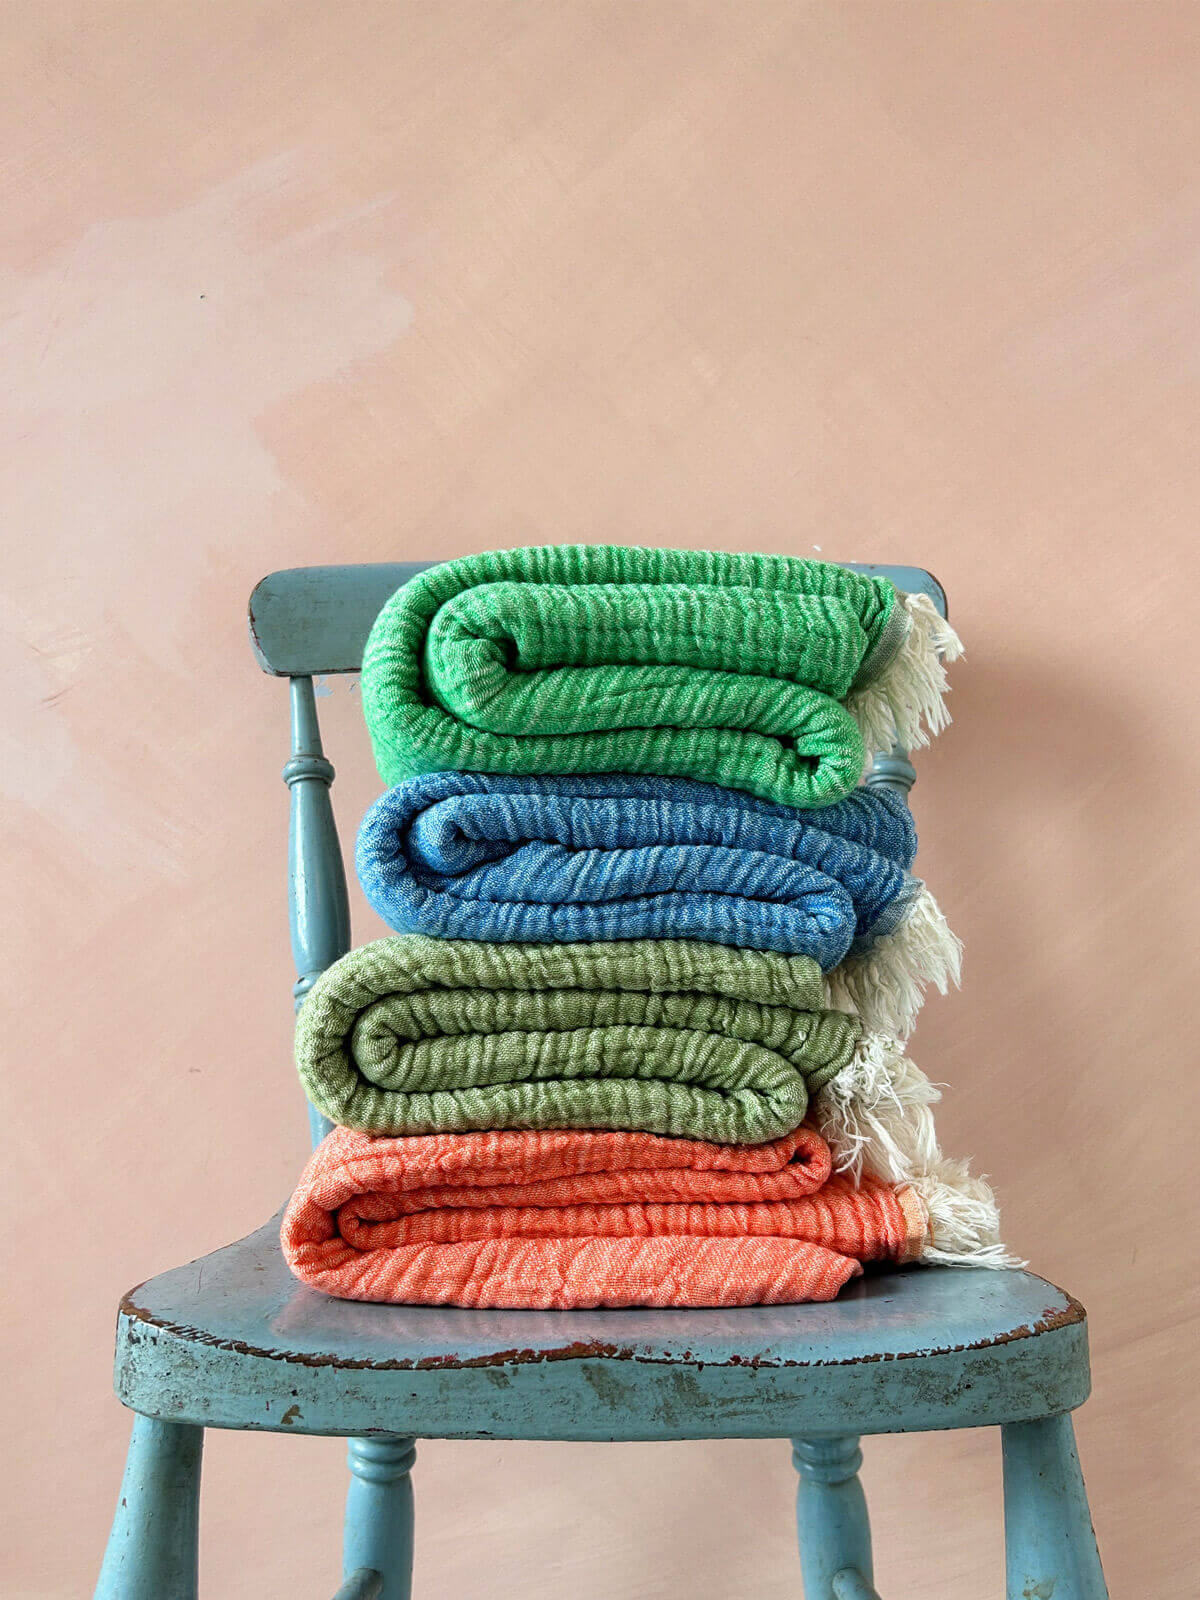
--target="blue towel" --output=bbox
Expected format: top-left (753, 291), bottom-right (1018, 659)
top-left (356, 773), bottom-right (959, 1033)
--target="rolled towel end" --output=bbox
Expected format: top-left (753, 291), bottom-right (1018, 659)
top-left (826, 884), bottom-right (963, 1036)
top-left (910, 1158), bottom-right (1024, 1269)
top-left (849, 591), bottom-right (964, 753)
top-left (815, 1032), bottom-right (942, 1183)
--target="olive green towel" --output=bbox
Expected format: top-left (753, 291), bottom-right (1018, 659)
top-left (361, 545), bottom-right (960, 809)
top-left (295, 936), bottom-right (862, 1145)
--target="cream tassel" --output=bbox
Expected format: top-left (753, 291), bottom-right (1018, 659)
top-left (911, 1158), bottom-right (1025, 1269)
top-left (849, 592), bottom-right (964, 753)
top-left (814, 1032), bottom-right (942, 1183)
top-left (825, 885), bottom-right (963, 1036)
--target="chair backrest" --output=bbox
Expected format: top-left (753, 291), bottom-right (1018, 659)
top-left (248, 560), bottom-right (948, 1149)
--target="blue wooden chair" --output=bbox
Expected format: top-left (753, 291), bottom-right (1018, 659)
top-left (95, 562), bottom-right (1108, 1600)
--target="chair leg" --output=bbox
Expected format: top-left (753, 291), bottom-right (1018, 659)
top-left (792, 1436), bottom-right (874, 1600)
top-left (94, 1414), bottom-right (203, 1600)
top-left (1002, 1413), bottom-right (1108, 1600)
top-left (343, 1436), bottom-right (416, 1600)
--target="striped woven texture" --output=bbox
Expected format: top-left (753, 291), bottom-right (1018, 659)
top-left (356, 770), bottom-right (918, 963)
top-left (281, 1122), bottom-right (925, 1308)
top-left (360, 544), bottom-right (905, 808)
top-left (294, 935), bottom-right (860, 1144)
top-left (280, 547), bottom-right (1002, 1306)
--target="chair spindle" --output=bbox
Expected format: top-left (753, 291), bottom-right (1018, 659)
top-left (283, 674), bottom-right (351, 1148)
top-left (866, 742), bottom-right (917, 798)
top-left (793, 1435), bottom-right (875, 1600)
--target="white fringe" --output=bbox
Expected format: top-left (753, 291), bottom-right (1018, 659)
top-left (814, 1033), bottom-right (942, 1184)
top-left (825, 885), bottom-right (963, 1036)
top-left (912, 1158), bottom-right (1025, 1269)
top-left (813, 1023), bottom-right (1022, 1270)
top-left (849, 592), bottom-right (964, 753)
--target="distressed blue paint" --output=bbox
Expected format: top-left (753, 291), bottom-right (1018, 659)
top-left (831, 1569), bottom-right (883, 1600)
top-left (865, 744), bottom-right (917, 797)
top-left (113, 1219), bottom-right (1092, 1440)
top-left (793, 1437), bottom-right (874, 1600)
top-left (94, 560), bottom-right (1108, 1598)
top-left (94, 1416), bottom-right (202, 1600)
top-left (343, 1439), bottom-right (416, 1600)
top-left (284, 673), bottom-right (347, 1149)
top-left (1002, 1415), bottom-right (1109, 1599)
top-left (332, 1571), bottom-right (384, 1600)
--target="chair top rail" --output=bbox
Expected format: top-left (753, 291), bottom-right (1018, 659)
top-left (248, 560), bottom-right (947, 678)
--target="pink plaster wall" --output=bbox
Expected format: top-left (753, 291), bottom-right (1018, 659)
top-left (4, 5), bottom-right (1198, 1595)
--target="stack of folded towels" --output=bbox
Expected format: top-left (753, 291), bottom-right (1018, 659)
top-left (281, 545), bottom-right (1014, 1309)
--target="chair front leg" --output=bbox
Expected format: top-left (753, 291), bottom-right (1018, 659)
top-left (343, 1437), bottom-right (416, 1600)
top-left (1002, 1413), bottom-right (1108, 1600)
top-left (792, 1436), bottom-right (874, 1600)
top-left (94, 1414), bottom-right (203, 1600)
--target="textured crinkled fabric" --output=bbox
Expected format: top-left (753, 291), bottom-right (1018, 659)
top-left (356, 771), bottom-right (918, 964)
top-left (295, 935), bottom-right (859, 1143)
top-left (281, 1122), bottom-right (925, 1308)
top-left (360, 544), bottom-right (903, 808)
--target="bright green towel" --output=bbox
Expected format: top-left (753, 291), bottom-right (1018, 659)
top-left (295, 936), bottom-right (861, 1144)
top-left (361, 545), bottom-right (957, 809)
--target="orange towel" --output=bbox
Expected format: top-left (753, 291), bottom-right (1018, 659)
top-left (281, 1123), bottom-right (927, 1308)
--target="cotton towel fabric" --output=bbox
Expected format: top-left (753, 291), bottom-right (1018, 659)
top-left (280, 1122), bottom-right (926, 1308)
top-left (360, 544), bottom-right (961, 810)
top-left (355, 771), bottom-right (960, 1034)
top-left (294, 935), bottom-right (863, 1146)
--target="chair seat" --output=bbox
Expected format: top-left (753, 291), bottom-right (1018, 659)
top-left (114, 1216), bottom-right (1091, 1442)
